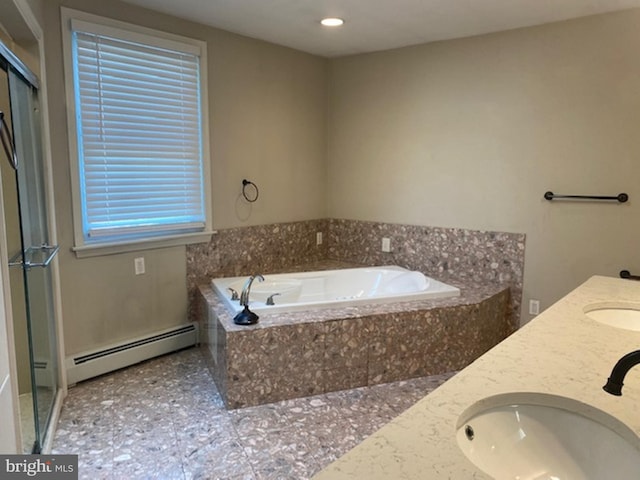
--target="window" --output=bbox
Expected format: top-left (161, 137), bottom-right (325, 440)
top-left (62, 9), bottom-right (212, 256)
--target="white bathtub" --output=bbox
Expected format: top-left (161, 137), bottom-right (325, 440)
top-left (211, 266), bottom-right (460, 315)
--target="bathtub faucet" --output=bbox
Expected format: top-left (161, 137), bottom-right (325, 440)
top-left (234, 274), bottom-right (264, 325)
top-left (240, 274), bottom-right (264, 307)
top-left (603, 349), bottom-right (640, 396)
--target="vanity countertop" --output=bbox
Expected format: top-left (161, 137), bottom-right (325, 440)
top-left (312, 275), bottom-right (640, 479)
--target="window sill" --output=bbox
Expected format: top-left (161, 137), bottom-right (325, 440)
top-left (72, 231), bottom-right (215, 258)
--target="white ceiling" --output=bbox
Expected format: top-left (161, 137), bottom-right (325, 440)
top-left (121, 0), bottom-right (640, 57)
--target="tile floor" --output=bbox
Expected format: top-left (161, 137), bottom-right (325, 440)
top-left (52, 347), bottom-right (455, 480)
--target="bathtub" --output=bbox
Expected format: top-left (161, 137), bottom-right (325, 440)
top-left (211, 266), bottom-right (460, 315)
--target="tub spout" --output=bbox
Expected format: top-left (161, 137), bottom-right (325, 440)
top-left (234, 274), bottom-right (264, 325)
top-left (239, 274), bottom-right (264, 307)
top-left (603, 349), bottom-right (640, 396)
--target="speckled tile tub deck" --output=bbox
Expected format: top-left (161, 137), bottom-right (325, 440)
top-left (187, 218), bottom-right (523, 408)
top-left (198, 277), bottom-right (511, 409)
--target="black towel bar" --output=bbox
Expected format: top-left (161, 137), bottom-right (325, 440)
top-left (544, 191), bottom-right (628, 203)
top-left (620, 270), bottom-right (640, 281)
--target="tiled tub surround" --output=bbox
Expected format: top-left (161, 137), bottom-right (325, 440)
top-left (328, 219), bottom-right (525, 325)
top-left (312, 276), bottom-right (640, 479)
top-left (187, 219), bottom-right (330, 320)
top-left (197, 276), bottom-right (511, 409)
top-left (186, 218), bottom-right (525, 329)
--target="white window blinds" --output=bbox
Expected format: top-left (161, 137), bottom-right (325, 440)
top-left (71, 20), bottom-right (205, 241)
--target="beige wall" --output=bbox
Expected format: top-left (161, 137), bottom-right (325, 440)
top-left (42, 1), bottom-right (640, 355)
top-left (328, 10), bottom-right (640, 323)
top-left (41, 0), bottom-right (328, 355)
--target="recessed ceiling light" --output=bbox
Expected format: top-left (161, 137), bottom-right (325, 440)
top-left (321, 17), bottom-right (344, 27)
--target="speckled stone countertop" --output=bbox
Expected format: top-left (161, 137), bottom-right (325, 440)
top-left (312, 276), bottom-right (640, 479)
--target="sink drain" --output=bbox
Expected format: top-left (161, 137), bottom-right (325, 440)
top-left (464, 424), bottom-right (475, 441)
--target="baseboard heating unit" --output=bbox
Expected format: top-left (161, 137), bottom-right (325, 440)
top-left (65, 322), bottom-right (198, 385)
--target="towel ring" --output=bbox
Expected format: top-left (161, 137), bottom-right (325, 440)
top-left (242, 179), bottom-right (259, 203)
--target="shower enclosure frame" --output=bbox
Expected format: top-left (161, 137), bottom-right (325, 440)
top-left (0, 0), bottom-right (66, 455)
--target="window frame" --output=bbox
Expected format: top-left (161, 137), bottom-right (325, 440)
top-left (61, 7), bottom-right (213, 258)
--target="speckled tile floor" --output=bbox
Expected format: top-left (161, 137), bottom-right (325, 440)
top-left (52, 347), bottom-right (455, 480)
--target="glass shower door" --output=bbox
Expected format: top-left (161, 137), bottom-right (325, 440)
top-left (0, 66), bottom-right (35, 453)
top-left (7, 68), bottom-right (59, 453)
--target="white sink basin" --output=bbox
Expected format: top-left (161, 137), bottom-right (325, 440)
top-left (584, 304), bottom-right (640, 331)
top-left (456, 392), bottom-right (640, 479)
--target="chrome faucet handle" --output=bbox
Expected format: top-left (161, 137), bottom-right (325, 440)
top-left (228, 287), bottom-right (239, 301)
top-left (266, 293), bottom-right (281, 306)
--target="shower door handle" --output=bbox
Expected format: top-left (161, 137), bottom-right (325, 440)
top-left (26, 244), bottom-right (59, 268)
top-left (8, 244), bottom-right (59, 269)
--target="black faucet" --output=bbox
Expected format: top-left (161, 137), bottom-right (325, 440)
top-left (603, 350), bottom-right (640, 396)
